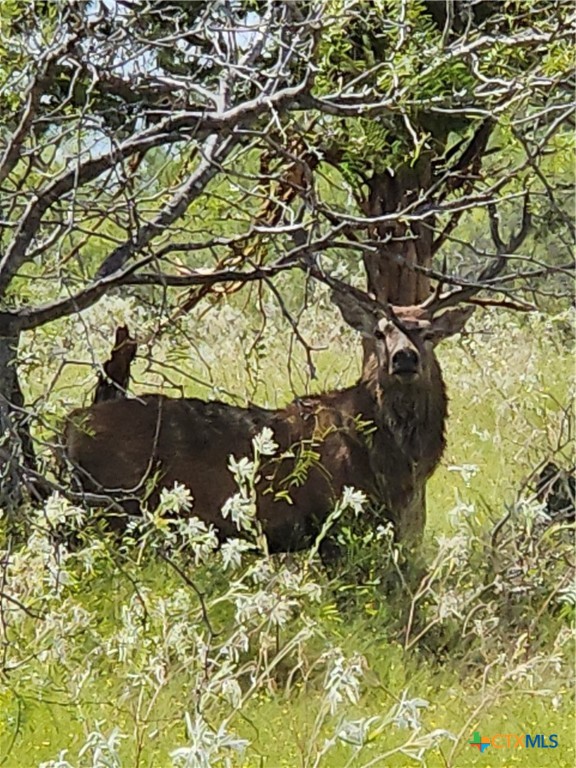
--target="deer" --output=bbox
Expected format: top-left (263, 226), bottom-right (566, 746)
top-left (64, 281), bottom-right (474, 555)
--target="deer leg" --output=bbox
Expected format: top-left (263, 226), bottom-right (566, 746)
top-left (393, 485), bottom-right (426, 545)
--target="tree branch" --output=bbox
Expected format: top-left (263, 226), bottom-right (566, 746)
top-left (0, 77), bottom-right (311, 296)
top-left (94, 133), bottom-right (231, 278)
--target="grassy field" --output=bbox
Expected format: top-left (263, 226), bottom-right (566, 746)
top-left (1, 303), bottom-right (574, 768)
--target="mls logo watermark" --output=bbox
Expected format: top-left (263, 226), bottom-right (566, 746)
top-left (469, 731), bottom-right (559, 752)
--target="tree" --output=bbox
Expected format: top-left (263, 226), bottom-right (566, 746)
top-left (0, 0), bottom-right (573, 513)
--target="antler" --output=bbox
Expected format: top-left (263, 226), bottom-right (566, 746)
top-left (423, 193), bottom-right (532, 315)
top-left (305, 260), bottom-right (394, 320)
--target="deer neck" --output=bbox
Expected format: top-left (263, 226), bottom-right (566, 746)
top-left (360, 353), bottom-right (448, 470)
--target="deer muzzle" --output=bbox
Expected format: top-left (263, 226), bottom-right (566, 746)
top-left (390, 347), bottom-right (420, 378)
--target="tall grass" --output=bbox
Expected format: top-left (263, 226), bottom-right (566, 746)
top-left (1, 300), bottom-right (573, 767)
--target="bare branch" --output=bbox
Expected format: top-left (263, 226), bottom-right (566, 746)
top-left (466, 296), bottom-right (536, 312)
top-left (0, 22), bottom-right (100, 184)
top-left (94, 133), bottom-right (231, 278)
top-left (0, 78), bottom-right (311, 296)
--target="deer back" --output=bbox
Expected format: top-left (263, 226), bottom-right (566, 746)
top-left (65, 292), bottom-right (473, 550)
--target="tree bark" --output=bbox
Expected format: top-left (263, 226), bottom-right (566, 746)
top-left (0, 331), bottom-right (39, 513)
top-left (362, 156), bottom-right (434, 306)
top-left (360, 155), bottom-right (436, 375)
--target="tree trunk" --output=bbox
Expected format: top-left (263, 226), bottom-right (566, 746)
top-left (360, 155), bottom-right (436, 375)
top-left (0, 330), bottom-right (39, 513)
top-left (362, 156), bottom-right (433, 306)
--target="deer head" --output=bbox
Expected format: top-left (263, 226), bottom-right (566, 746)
top-left (331, 287), bottom-right (474, 388)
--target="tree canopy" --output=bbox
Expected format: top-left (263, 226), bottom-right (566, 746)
top-left (0, 0), bottom-right (573, 506)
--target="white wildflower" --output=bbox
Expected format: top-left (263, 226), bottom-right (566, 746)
top-left (300, 581), bottom-right (323, 602)
top-left (234, 593), bottom-right (259, 624)
top-left (277, 569), bottom-right (322, 602)
top-left (158, 483), bottom-right (193, 514)
top-left (176, 517), bottom-right (219, 562)
top-left (227, 456), bottom-right (256, 483)
top-left (166, 621), bottom-right (194, 660)
top-left (221, 539), bottom-right (254, 570)
top-left (375, 521), bottom-right (395, 541)
top-left (514, 497), bottom-right (550, 526)
top-left (75, 539), bottom-right (107, 574)
top-left (78, 726), bottom-right (125, 767)
top-left (472, 616), bottom-right (500, 638)
top-left (114, 599), bottom-right (146, 663)
top-left (436, 533), bottom-right (469, 567)
top-left (245, 558), bottom-right (275, 584)
top-left (269, 596), bottom-right (298, 627)
top-left (38, 493), bottom-right (85, 529)
top-left (341, 486), bottom-right (367, 515)
top-left (221, 493), bottom-right (256, 532)
top-left (220, 628), bottom-right (250, 663)
top-left (252, 427), bottom-right (278, 456)
top-left (447, 499), bottom-right (476, 527)
top-left (436, 590), bottom-right (464, 620)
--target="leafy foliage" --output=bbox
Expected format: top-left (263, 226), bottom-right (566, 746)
top-left (0, 3), bottom-right (573, 762)
top-left (1, 300), bottom-right (574, 767)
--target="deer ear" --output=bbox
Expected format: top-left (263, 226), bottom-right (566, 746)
top-left (331, 291), bottom-right (380, 336)
top-left (429, 306), bottom-right (475, 343)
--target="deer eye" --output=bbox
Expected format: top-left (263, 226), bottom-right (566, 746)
top-left (374, 329), bottom-right (385, 341)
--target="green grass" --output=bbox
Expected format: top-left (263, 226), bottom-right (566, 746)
top-left (1, 306), bottom-right (574, 767)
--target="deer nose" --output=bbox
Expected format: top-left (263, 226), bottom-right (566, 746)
top-left (391, 348), bottom-right (419, 375)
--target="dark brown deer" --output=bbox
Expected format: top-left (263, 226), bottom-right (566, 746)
top-left (64, 286), bottom-right (473, 553)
